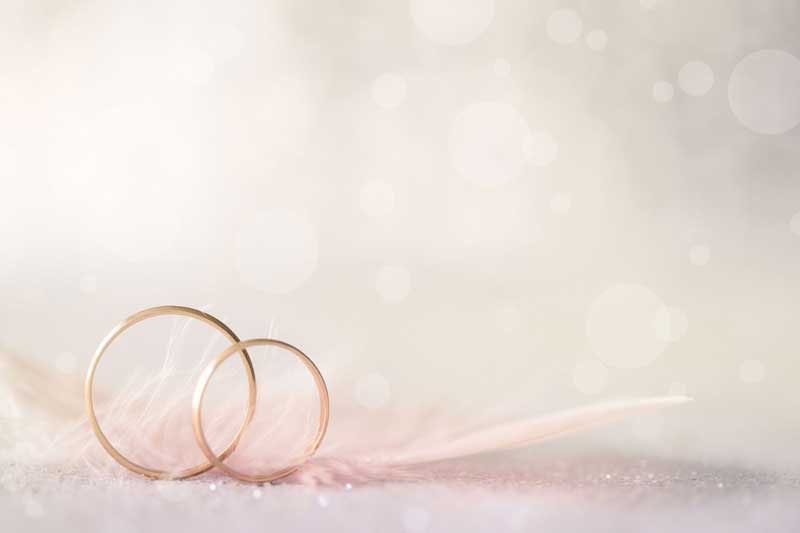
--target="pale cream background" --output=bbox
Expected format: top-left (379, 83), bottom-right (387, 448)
top-left (1, 0), bottom-right (799, 472)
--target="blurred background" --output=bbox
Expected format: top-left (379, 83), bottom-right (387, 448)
top-left (1, 0), bottom-right (799, 473)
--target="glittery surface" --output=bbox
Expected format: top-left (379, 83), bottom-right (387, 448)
top-left (3, 455), bottom-right (798, 532)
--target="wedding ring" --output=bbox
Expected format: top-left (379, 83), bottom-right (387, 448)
top-left (192, 338), bottom-right (330, 483)
top-left (84, 305), bottom-right (257, 480)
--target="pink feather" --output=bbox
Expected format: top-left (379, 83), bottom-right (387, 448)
top-left (0, 349), bottom-right (690, 485)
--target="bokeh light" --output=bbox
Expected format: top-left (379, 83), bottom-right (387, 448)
top-left (410, 0), bottom-right (494, 46)
top-left (652, 81), bottom-right (675, 103)
top-left (728, 49), bottom-right (800, 135)
top-left (585, 30), bottom-right (608, 52)
top-left (678, 61), bottom-right (715, 96)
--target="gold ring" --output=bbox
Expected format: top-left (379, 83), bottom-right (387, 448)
top-left (84, 305), bottom-right (257, 480)
top-left (192, 338), bottom-right (330, 483)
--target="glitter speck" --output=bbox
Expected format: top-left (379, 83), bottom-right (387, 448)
top-left (253, 488), bottom-right (262, 499)
top-left (209, 483), bottom-right (217, 491)
top-left (318, 494), bottom-right (329, 508)
top-left (345, 483), bottom-right (353, 491)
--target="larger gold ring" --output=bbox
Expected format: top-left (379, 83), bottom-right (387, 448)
top-left (84, 305), bottom-right (257, 480)
top-left (192, 338), bottom-right (330, 483)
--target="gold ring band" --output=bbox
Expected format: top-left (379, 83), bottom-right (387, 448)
top-left (84, 305), bottom-right (257, 480)
top-left (192, 338), bottom-right (330, 484)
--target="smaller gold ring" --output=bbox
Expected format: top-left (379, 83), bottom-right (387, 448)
top-left (192, 338), bottom-right (330, 484)
top-left (85, 305), bottom-right (257, 480)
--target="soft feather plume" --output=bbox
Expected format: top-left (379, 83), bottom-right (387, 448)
top-left (0, 317), bottom-right (691, 485)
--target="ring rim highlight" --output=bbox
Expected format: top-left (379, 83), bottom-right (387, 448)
top-left (84, 305), bottom-right (257, 480)
top-left (192, 338), bottom-right (330, 484)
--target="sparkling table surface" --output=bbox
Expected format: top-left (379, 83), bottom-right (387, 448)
top-left (3, 455), bottom-right (798, 533)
